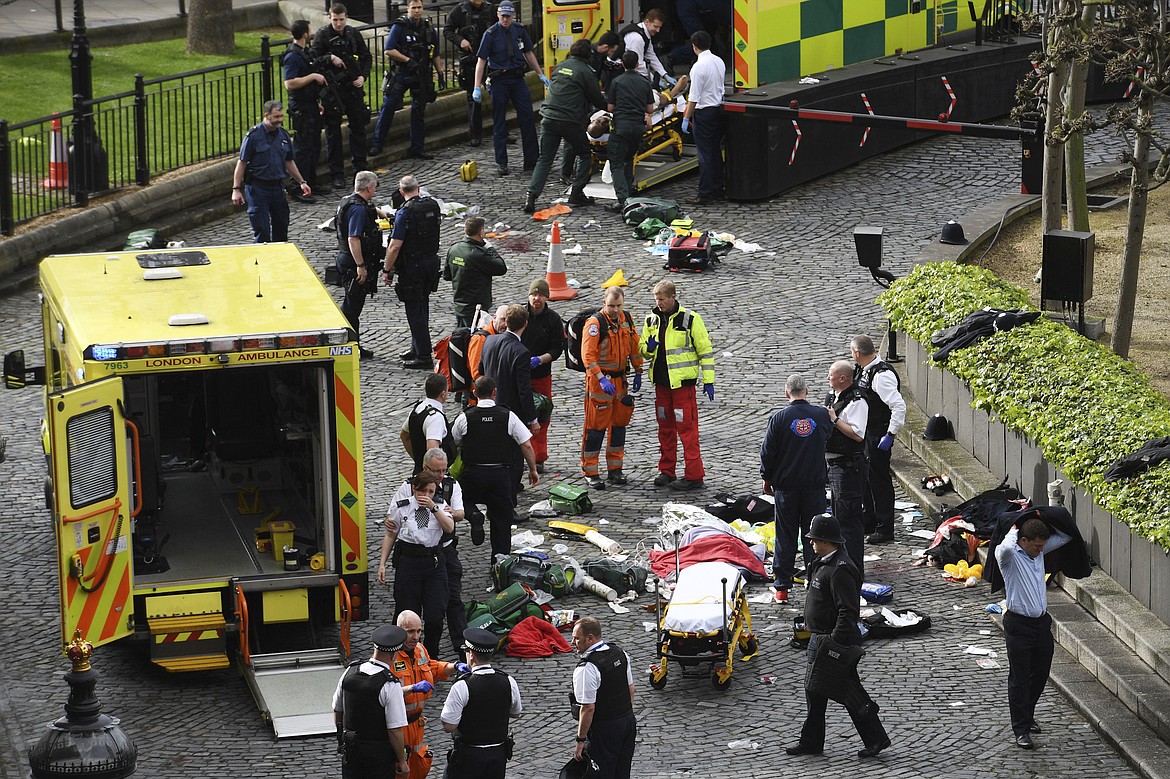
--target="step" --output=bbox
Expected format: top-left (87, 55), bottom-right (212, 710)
top-left (154, 653), bottom-right (232, 673)
top-left (147, 612), bottom-right (227, 635)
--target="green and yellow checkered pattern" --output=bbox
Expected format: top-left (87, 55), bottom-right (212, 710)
top-left (734, 0), bottom-right (979, 87)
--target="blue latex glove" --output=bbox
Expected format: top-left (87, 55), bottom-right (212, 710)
top-left (645, 335), bottom-right (658, 352)
top-left (472, 86), bottom-right (483, 103)
top-left (530, 355), bottom-right (541, 370)
top-left (681, 117), bottom-right (690, 134)
top-left (704, 384), bottom-right (714, 401)
top-left (662, 74), bottom-right (677, 87)
top-left (878, 433), bottom-right (895, 452)
top-left (599, 376), bottom-right (616, 396)
top-left (539, 73), bottom-right (552, 89)
top-left (632, 373), bottom-right (642, 393)
top-left (412, 680), bottom-right (434, 695)
top-left (455, 662), bottom-right (471, 675)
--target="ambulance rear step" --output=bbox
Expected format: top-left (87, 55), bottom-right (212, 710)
top-left (244, 647), bottom-right (349, 738)
top-left (147, 612), bottom-right (231, 672)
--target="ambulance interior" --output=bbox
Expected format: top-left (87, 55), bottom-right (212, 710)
top-left (122, 363), bottom-right (337, 589)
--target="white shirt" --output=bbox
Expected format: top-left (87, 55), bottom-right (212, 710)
top-left (623, 22), bottom-right (666, 80)
top-left (451, 399), bottom-right (533, 445)
top-left (687, 49), bottom-right (725, 109)
top-left (572, 640), bottom-right (634, 704)
top-left (388, 493), bottom-right (450, 547)
top-left (440, 665), bottom-right (523, 745)
top-left (861, 356), bottom-right (907, 436)
top-left (836, 393), bottom-right (869, 441)
top-left (400, 397), bottom-right (448, 441)
top-left (392, 478), bottom-right (464, 515)
top-left (332, 658), bottom-right (409, 728)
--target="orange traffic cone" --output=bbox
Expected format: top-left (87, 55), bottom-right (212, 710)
top-left (544, 220), bottom-right (578, 301)
top-left (42, 116), bottom-right (68, 190)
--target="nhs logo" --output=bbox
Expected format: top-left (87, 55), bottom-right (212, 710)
top-left (330, 345), bottom-right (354, 356)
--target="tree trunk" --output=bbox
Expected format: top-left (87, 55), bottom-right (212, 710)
top-left (1111, 92), bottom-right (1152, 358)
top-left (1041, 7), bottom-right (1068, 237)
top-left (187, 0), bottom-right (234, 56)
top-left (1063, 1), bottom-right (1094, 233)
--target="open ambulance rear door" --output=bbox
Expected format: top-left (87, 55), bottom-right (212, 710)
top-left (48, 376), bottom-right (135, 650)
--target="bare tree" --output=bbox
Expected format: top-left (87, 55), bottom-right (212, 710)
top-left (187, 0), bottom-right (234, 56)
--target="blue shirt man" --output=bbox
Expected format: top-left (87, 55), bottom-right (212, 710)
top-left (760, 373), bottom-right (832, 600)
top-left (994, 518), bottom-right (1071, 749)
top-left (471, 0), bottom-right (547, 175)
top-left (230, 100), bottom-right (311, 243)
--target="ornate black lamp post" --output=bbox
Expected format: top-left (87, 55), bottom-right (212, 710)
top-left (28, 630), bottom-right (137, 778)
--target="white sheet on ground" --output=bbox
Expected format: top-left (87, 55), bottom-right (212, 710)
top-left (662, 561), bottom-right (744, 634)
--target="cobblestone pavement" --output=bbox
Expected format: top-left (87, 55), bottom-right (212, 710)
top-left (0, 123), bottom-right (1142, 779)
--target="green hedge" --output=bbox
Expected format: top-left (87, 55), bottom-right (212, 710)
top-left (878, 262), bottom-right (1170, 551)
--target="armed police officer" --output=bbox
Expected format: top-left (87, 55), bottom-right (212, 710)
top-left (383, 175), bottom-right (443, 369)
top-left (370, 0), bottom-right (442, 159)
top-left (283, 20), bottom-right (343, 201)
top-left (440, 628), bottom-right (524, 779)
top-left (336, 170), bottom-right (391, 359)
top-left (443, 0), bottom-right (496, 146)
top-left (312, 3), bottom-right (374, 190)
top-left (523, 38), bottom-right (606, 214)
top-left (333, 624), bottom-right (410, 778)
top-left (231, 100), bottom-right (312, 243)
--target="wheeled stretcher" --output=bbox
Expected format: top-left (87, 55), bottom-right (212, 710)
top-left (649, 561), bottom-right (758, 691)
top-left (585, 94), bottom-right (688, 179)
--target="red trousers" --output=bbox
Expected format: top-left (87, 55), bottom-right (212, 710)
top-left (531, 373), bottom-right (551, 464)
top-left (655, 384), bottom-right (704, 481)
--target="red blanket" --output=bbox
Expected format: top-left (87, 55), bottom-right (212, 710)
top-left (505, 616), bottom-right (574, 657)
top-left (648, 533), bottom-right (767, 579)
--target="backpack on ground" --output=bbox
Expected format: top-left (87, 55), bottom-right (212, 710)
top-left (622, 196), bottom-right (681, 226)
top-left (492, 553), bottom-right (574, 596)
top-left (564, 307), bottom-right (635, 372)
top-left (582, 557), bottom-right (649, 594)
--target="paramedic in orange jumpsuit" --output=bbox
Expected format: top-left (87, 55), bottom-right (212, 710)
top-left (392, 609), bottom-right (469, 779)
top-left (465, 304), bottom-right (507, 405)
top-left (580, 286), bottom-right (643, 489)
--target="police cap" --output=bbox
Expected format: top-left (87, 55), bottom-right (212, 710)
top-left (462, 628), bottom-right (499, 655)
top-left (497, 1), bottom-right (515, 15)
top-left (373, 625), bottom-right (407, 652)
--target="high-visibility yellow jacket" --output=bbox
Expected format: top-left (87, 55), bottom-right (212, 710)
top-left (639, 305), bottom-right (714, 389)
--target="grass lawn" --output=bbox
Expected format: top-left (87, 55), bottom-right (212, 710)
top-left (0, 28), bottom-right (289, 125)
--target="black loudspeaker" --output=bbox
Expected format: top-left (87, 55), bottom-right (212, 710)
top-left (1042, 230), bottom-right (1094, 303)
top-left (854, 225), bottom-right (883, 269)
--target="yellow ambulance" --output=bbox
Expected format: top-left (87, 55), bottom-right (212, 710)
top-left (4, 243), bottom-right (367, 737)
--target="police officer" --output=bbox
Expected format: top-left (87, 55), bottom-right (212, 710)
top-left (824, 359), bottom-right (869, 580)
top-left (786, 514), bottom-right (890, 759)
top-left (333, 624), bottom-right (410, 778)
top-left (401, 373), bottom-right (456, 473)
top-left (443, 0), bottom-right (497, 146)
top-left (335, 170), bottom-right (390, 359)
top-left (850, 334), bottom-right (906, 545)
top-left (639, 279), bottom-right (714, 491)
top-left (471, 1), bottom-right (548, 176)
top-left (380, 471), bottom-right (454, 662)
top-left (371, 0), bottom-right (442, 159)
top-left (230, 100), bottom-right (312, 243)
top-left (569, 616), bottom-right (637, 779)
top-left (312, 3), bottom-right (373, 190)
top-left (383, 175), bottom-right (443, 369)
top-left (439, 628), bottom-right (524, 779)
top-left (421, 449), bottom-right (473, 658)
top-left (523, 38), bottom-right (607, 214)
top-left (452, 376), bottom-right (538, 561)
top-left (283, 20), bottom-right (341, 201)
